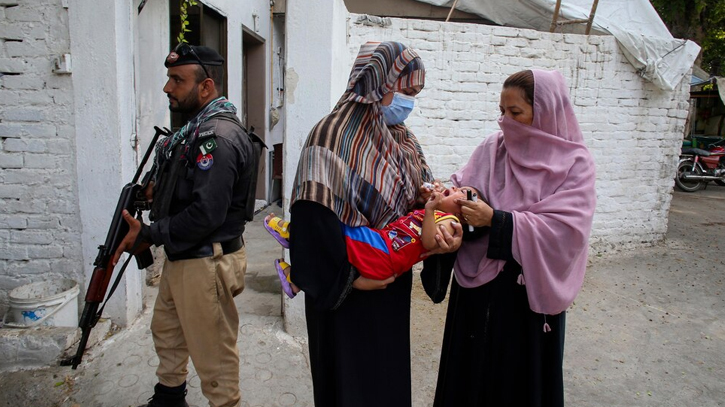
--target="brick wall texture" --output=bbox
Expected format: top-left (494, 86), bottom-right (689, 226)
top-left (0, 0), bottom-right (83, 313)
top-left (347, 16), bottom-right (689, 253)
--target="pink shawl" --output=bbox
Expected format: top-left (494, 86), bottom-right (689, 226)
top-left (451, 70), bottom-right (596, 315)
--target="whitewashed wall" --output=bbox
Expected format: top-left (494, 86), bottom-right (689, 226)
top-left (342, 16), bottom-right (689, 252)
top-left (0, 0), bottom-right (85, 315)
top-left (135, 0), bottom-right (171, 154)
top-left (65, 0), bottom-right (146, 326)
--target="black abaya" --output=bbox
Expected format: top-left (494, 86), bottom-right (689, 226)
top-left (426, 210), bottom-right (567, 407)
top-left (433, 263), bottom-right (565, 407)
top-left (290, 200), bottom-right (413, 407)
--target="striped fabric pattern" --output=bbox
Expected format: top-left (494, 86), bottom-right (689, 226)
top-left (291, 41), bottom-right (432, 229)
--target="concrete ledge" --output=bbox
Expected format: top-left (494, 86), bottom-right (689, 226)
top-left (0, 319), bottom-right (112, 373)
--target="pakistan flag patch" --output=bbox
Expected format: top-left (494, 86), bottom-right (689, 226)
top-left (200, 138), bottom-right (217, 155)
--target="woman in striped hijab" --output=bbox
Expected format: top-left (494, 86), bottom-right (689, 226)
top-left (289, 41), bottom-right (461, 407)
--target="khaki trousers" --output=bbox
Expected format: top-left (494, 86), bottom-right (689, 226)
top-left (152, 243), bottom-right (246, 407)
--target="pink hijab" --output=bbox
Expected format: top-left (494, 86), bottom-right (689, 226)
top-left (451, 70), bottom-right (596, 315)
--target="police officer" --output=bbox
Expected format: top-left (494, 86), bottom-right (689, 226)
top-left (113, 44), bottom-right (256, 407)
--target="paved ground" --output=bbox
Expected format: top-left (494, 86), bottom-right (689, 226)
top-left (1, 187), bottom-right (724, 407)
top-left (563, 187), bottom-right (725, 407)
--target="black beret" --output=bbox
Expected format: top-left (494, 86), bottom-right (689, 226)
top-left (165, 44), bottom-right (224, 68)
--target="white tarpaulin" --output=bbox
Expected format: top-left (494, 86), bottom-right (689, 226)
top-left (416, 0), bottom-right (701, 90)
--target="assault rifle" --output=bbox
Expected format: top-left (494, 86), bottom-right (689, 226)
top-left (62, 126), bottom-right (171, 369)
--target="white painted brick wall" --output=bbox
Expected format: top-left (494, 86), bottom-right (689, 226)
top-left (0, 0), bottom-right (83, 313)
top-left (347, 16), bottom-right (689, 253)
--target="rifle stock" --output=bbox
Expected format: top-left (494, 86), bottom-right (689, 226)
top-left (62, 127), bottom-right (170, 369)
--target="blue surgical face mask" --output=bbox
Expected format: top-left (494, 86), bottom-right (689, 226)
top-left (381, 93), bottom-right (415, 126)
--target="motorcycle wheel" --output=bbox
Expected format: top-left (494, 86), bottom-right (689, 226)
top-left (675, 160), bottom-right (704, 192)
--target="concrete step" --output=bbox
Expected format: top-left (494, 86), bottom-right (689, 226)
top-left (0, 319), bottom-right (112, 373)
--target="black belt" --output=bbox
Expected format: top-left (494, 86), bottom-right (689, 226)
top-left (166, 236), bottom-right (243, 261)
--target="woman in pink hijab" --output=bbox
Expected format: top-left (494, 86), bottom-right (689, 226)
top-left (425, 69), bottom-right (596, 406)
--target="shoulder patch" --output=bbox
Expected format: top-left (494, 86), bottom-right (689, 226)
top-left (196, 153), bottom-right (214, 170)
top-left (199, 130), bottom-right (215, 138)
top-left (199, 138), bottom-right (218, 155)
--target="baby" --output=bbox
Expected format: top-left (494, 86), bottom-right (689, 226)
top-left (265, 184), bottom-right (477, 298)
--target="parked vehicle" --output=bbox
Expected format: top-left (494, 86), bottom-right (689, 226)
top-left (675, 139), bottom-right (725, 192)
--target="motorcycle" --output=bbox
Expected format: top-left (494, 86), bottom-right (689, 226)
top-left (675, 139), bottom-right (725, 192)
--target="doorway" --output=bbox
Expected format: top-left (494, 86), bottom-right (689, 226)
top-left (242, 26), bottom-right (267, 201)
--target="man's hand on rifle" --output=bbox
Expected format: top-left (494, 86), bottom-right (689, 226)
top-left (112, 210), bottom-right (151, 266)
top-left (143, 181), bottom-right (154, 203)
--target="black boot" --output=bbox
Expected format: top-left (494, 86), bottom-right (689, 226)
top-left (138, 382), bottom-right (189, 407)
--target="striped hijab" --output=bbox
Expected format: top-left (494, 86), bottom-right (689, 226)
top-left (290, 41), bottom-right (432, 229)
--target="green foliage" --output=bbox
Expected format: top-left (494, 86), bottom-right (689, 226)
top-left (176, 0), bottom-right (198, 45)
top-left (650, 0), bottom-right (725, 75)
